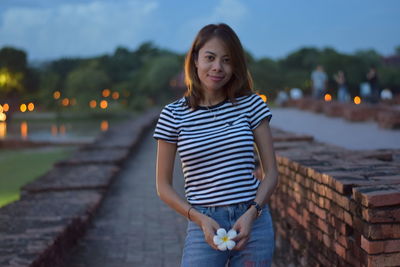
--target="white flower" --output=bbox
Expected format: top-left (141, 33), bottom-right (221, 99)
top-left (213, 228), bottom-right (237, 251)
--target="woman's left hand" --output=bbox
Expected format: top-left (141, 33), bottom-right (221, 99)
top-left (231, 207), bottom-right (257, 250)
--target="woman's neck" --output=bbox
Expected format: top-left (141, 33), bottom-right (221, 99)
top-left (200, 91), bottom-right (225, 107)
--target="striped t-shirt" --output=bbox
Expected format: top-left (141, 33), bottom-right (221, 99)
top-left (153, 93), bottom-right (272, 206)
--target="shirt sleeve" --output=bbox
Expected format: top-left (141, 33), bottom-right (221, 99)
top-left (249, 94), bottom-right (272, 130)
top-left (153, 105), bottom-right (178, 143)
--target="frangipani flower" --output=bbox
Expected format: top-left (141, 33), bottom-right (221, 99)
top-left (213, 228), bottom-right (237, 251)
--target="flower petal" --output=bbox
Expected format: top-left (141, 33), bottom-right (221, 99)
top-left (213, 235), bottom-right (223, 245)
top-left (218, 242), bottom-right (228, 251)
top-left (216, 228), bottom-right (227, 237)
top-left (227, 229), bottom-right (237, 239)
top-left (226, 240), bottom-right (236, 250)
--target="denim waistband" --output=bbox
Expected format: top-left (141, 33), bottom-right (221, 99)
top-left (192, 200), bottom-right (254, 213)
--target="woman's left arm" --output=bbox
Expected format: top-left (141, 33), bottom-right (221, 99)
top-left (233, 118), bottom-right (279, 250)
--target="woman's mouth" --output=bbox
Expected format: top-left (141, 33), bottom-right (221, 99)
top-left (209, 75), bottom-right (224, 82)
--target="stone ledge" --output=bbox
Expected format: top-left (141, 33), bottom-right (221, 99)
top-left (0, 190), bottom-right (103, 267)
top-left (0, 108), bottom-right (161, 267)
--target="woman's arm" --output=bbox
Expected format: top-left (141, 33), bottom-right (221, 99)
top-left (233, 118), bottom-right (279, 249)
top-left (156, 139), bottom-right (220, 249)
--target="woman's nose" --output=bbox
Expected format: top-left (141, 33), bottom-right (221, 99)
top-left (212, 60), bottom-right (223, 71)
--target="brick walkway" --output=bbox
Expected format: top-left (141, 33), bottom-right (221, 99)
top-left (66, 132), bottom-right (187, 267)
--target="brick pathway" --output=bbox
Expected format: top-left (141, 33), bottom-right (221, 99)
top-left (66, 132), bottom-right (187, 267)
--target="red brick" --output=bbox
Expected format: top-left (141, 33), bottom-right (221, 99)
top-left (317, 218), bottom-right (329, 234)
top-left (334, 242), bottom-right (347, 260)
top-left (314, 205), bottom-right (327, 220)
top-left (353, 184), bottom-right (400, 208)
top-left (361, 205), bottom-right (400, 223)
top-left (343, 210), bottom-right (353, 225)
top-left (367, 252), bottom-right (400, 267)
top-left (361, 236), bottom-right (400, 254)
top-left (354, 216), bottom-right (400, 239)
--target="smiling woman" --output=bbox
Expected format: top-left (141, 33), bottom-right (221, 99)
top-left (154, 23), bottom-right (278, 267)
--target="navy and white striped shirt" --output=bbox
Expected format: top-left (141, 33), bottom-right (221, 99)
top-left (153, 93), bottom-right (272, 206)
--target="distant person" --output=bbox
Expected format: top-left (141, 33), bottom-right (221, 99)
top-left (334, 70), bottom-right (349, 102)
top-left (311, 65), bottom-right (328, 100)
top-left (154, 23), bottom-right (278, 266)
top-left (366, 66), bottom-right (379, 103)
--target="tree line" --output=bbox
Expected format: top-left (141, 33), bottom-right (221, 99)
top-left (0, 43), bottom-right (399, 112)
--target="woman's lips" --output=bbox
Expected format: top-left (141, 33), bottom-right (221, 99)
top-left (209, 75), bottom-right (224, 81)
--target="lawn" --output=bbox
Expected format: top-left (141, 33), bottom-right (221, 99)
top-left (0, 147), bottom-right (76, 207)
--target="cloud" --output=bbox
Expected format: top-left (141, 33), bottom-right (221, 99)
top-left (0, 0), bottom-right (159, 60)
top-left (173, 0), bottom-right (248, 52)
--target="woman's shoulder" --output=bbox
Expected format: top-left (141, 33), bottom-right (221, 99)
top-left (161, 97), bottom-right (190, 117)
top-left (235, 93), bottom-right (264, 104)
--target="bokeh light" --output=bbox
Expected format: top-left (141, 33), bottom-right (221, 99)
top-left (20, 104), bottom-right (27, 112)
top-left (89, 100), bottom-right (97, 108)
top-left (100, 100), bottom-right (108, 109)
top-left (102, 89), bottom-right (111, 98)
top-left (53, 91), bottom-right (61, 99)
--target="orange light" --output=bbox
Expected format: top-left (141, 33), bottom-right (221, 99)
top-left (0, 121), bottom-right (6, 139)
top-left (102, 89), bottom-right (111, 98)
top-left (101, 120), bottom-right (109, 131)
top-left (100, 100), bottom-right (108, 109)
top-left (53, 91), bottom-right (61, 99)
top-left (20, 104), bottom-right (27, 112)
top-left (324, 94), bottom-right (332, 102)
top-left (51, 124), bottom-right (58, 136)
top-left (0, 112), bottom-right (6, 122)
top-left (89, 100), bottom-right (97, 108)
top-left (27, 102), bottom-right (35, 111)
top-left (62, 98), bottom-right (70, 106)
top-left (3, 103), bottom-right (9, 112)
top-left (354, 96), bottom-right (361, 105)
top-left (112, 91), bottom-right (120, 100)
top-left (21, 121), bottom-right (28, 140)
top-left (256, 93), bottom-right (267, 102)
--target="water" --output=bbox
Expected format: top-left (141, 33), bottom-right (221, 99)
top-left (0, 113), bottom-right (129, 143)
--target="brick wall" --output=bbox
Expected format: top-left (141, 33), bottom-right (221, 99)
top-left (269, 128), bottom-right (400, 267)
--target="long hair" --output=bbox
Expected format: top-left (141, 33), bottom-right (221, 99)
top-left (184, 23), bottom-right (253, 109)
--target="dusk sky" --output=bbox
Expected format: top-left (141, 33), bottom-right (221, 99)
top-left (1, 0), bottom-right (400, 62)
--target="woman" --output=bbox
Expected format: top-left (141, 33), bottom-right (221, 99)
top-left (154, 23), bottom-right (278, 266)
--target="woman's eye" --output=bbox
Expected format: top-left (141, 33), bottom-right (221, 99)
top-left (206, 55), bottom-right (214, 61)
top-left (223, 58), bottom-right (230, 63)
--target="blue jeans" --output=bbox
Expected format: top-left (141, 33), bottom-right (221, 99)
top-left (181, 201), bottom-right (275, 267)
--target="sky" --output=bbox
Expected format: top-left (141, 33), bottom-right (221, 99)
top-left (1, 0), bottom-right (400, 62)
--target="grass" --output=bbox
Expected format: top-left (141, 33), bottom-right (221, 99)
top-left (0, 147), bottom-right (76, 207)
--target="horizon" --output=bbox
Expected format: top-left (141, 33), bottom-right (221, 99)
top-left (1, 0), bottom-right (400, 62)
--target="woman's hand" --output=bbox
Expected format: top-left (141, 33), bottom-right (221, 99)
top-left (232, 207), bottom-right (257, 250)
top-left (192, 211), bottom-right (221, 250)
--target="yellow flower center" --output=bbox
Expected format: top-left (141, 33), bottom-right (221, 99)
top-left (222, 236), bottom-right (229, 242)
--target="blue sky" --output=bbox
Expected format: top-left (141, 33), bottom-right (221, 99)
top-left (1, 0), bottom-right (399, 62)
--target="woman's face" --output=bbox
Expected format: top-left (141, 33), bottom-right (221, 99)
top-left (195, 37), bottom-right (233, 93)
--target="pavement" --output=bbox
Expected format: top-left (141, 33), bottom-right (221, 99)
top-left (65, 106), bottom-right (400, 266)
top-left (270, 107), bottom-right (400, 150)
top-left (66, 132), bottom-right (187, 267)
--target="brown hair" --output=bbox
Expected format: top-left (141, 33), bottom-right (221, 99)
top-left (184, 23), bottom-right (253, 109)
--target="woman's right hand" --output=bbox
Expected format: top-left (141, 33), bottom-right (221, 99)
top-left (192, 211), bottom-right (221, 250)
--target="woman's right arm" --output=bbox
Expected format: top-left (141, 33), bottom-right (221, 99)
top-left (156, 139), bottom-right (220, 249)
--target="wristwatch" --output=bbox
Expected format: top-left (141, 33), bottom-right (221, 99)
top-left (248, 201), bottom-right (263, 217)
